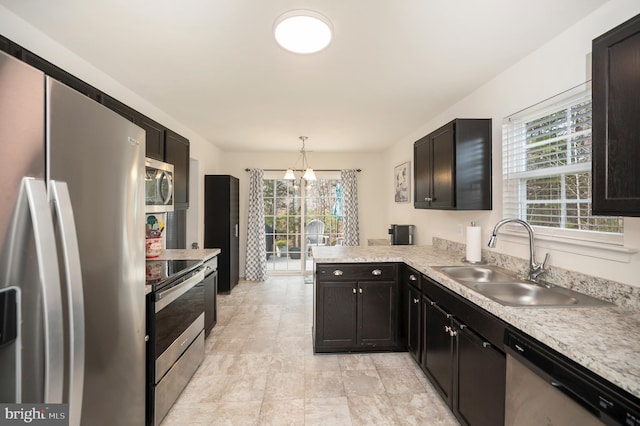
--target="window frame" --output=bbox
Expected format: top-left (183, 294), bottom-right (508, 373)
top-left (501, 82), bottom-right (625, 249)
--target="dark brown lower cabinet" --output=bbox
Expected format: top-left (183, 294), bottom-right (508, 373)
top-left (424, 299), bottom-right (454, 405)
top-left (407, 283), bottom-right (422, 363)
top-left (314, 263), bottom-right (399, 353)
top-left (315, 281), bottom-right (358, 349)
top-left (358, 281), bottom-right (396, 347)
top-left (417, 275), bottom-right (506, 426)
top-left (455, 320), bottom-right (505, 426)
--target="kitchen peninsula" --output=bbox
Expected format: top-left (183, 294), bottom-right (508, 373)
top-left (312, 242), bottom-right (640, 404)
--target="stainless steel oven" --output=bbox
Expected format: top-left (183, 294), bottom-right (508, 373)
top-left (146, 260), bottom-right (205, 426)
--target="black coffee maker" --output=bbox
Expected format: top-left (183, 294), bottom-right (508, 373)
top-left (388, 224), bottom-right (414, 245)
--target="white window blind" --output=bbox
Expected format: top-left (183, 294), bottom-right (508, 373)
top-left (502, 82), bottom-right (623, 241)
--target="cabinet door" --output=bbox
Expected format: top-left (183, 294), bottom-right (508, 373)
top-left (165, 129), bottom-right (190, 209)
top-left (430, 122), bottom-right (455, 209)
top-left (229, 176), bottom-right (240, 290)
top-left (139, 116), bottom-right (165, 161)
top-left (424, 300), bottom-right (454, 406)
top-left (357, 281), bottom-right (397, 348)
top-left (414, 135), bottom-right (432, 208)
top-left (454, 322), bottom-right (505, 426)
top-left (315, 281), bottom-right (358, 348)
top-left (101, 94), bottom-right (138, 123)
top-left (593, 14), bottom-right (640, 216)
top-left (21, 49), bottom-right (101, 101)
top-left (407, 284), bottom-right (422, 363)
top-left (203, 270), bottom-right (218, 336)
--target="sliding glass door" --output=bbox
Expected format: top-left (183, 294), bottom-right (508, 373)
top-left (264, 175), bottom-right (342, 275)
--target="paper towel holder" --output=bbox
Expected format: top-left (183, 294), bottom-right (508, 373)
top-left (463, 221), bottom-right (487, 264)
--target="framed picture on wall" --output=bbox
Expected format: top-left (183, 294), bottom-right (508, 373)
top-left (394, 161), bottom-right (410, 203)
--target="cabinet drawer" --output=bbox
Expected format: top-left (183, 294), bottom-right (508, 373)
top-left (203, 256), bottom-right (218, 272)
top-left (317, 263), bottom-right (397, 281)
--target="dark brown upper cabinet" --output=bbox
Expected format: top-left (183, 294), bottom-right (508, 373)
top-left (414, 119), bottom-right (492, 210)
top-left (101, 94), bottom-right (190, 210)
top-left (165, 130), bottom-right (190, 209)
top-left (593, 13), bottom-right (640, 216)
top-left (138, 116), bottom-right (166, 162)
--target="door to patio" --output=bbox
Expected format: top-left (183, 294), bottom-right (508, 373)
top-left (264, 176), bottom-right (343, 275)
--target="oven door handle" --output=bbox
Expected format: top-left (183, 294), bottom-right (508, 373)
top-left (155, 269), bottom-right (205, 313)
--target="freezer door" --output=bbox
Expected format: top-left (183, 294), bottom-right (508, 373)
top-left (0, 51), bottom-right (45, 245)
top-left (0, 178), bottom-right (65, 404)
top-left (0, 52), bottom-right (67, 404)
top-left (47, 78), bottom-right (146, 425)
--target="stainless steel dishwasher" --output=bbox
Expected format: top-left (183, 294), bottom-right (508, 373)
top-left (504, 330), bottom-right (640, 426)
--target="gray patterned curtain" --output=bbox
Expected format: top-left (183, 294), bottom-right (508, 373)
top-left (341, 169), bottom-right (360, 246)
top-left (245, 169), bottom-right (268, 281)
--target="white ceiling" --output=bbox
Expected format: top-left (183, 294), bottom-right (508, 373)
top-left (1, 0), bottom-right (608, 153)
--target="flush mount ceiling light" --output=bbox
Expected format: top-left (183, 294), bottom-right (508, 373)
top-left (274, 10), bottom-right (333, 54)
top-left (284, 136), bottom-right (317, 181)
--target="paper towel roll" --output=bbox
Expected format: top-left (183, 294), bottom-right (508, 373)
top-left (466, 226), bottom-right (482, 262)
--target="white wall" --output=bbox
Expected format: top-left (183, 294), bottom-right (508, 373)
top-left (222, 151), bottom-right (386, 276)
top-left (384, 0), bottom-right (640, 287)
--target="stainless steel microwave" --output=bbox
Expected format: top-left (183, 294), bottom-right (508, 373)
top-left (145, 158), bottom-right (174, 212)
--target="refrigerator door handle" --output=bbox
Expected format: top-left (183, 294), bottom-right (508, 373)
top-left (50, 181), bottom-right (85, 426)
top-left (20, 178), bottom-right (65, 402)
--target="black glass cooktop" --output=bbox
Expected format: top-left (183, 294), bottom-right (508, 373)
top-left (145, 259), bottom-right (203, 289)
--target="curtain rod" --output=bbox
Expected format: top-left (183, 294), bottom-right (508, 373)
top-left (245, 168), bottom-right (361, 172)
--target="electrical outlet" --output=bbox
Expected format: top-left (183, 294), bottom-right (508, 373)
top-left (457, 224), bottom-right (464, 236)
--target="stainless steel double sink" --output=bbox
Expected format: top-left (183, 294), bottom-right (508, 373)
top-left (435, 265), bottom-right (613, 308)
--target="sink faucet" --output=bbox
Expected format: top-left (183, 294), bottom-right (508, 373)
top-left (488, 218), bottom-right (550, 283)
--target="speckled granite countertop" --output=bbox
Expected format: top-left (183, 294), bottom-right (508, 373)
top-left (152, 248), bottom-right (221, 261)
top-left (312, 244), bottom-right (640, 400)
top-left (145, 249), bottom-right (221, 294)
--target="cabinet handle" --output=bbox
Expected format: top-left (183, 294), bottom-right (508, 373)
top-left (333, 270), bottom-right (344, 276)
top-left (413, 298), bottom-right (420, 304)
top-left (359, 288), bottom-right (363, 294)
top-left (425, 197), bottom-right (432, 202)
top-left (444, 325), bottom-right (451, 334)
top-left (450, 329), bottom-right (458, 337)
top-left (459, 324), bottom-right (467, 330)
top-left (409, 274), bottom-right (417, 281)
top-left (482, 342), bottom-right (491, 348)
top-left (429, 301), bottom-right (436, 306)
top-left (352, 288), bottom-right (356, 294)
top-left (371, 269), bottom-right (382, 276)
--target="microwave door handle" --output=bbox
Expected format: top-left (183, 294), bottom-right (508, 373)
top-left (49, 181), bottom-right (85, 426)
top-left (15, 178), bottom-right (65, 403)
top-left (161, 171), bottom-right (173, 205)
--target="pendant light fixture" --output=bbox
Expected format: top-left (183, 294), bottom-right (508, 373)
top-left (284, 136), bottom-right (316, 181)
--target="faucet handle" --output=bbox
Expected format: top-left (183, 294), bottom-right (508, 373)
top-left (541, 252), bottom-right (550, 269)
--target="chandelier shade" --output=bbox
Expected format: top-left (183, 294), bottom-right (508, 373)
top-left (284, 136), bottom-right (316, 180)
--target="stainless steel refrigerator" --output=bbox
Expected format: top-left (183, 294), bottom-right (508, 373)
top-left (0, 51), bottom-right (146, 425)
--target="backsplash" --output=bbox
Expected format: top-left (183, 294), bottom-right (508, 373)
top-left (433, 237), bottom-right (640, 310)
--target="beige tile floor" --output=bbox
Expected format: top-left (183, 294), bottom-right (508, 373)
top-left (161, 276), bottom-right (459, 426)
